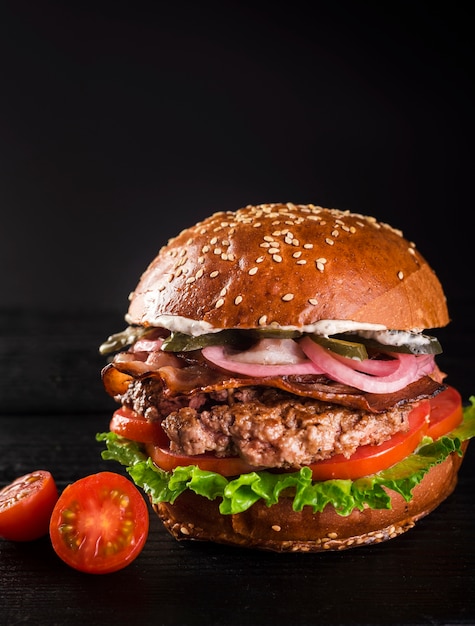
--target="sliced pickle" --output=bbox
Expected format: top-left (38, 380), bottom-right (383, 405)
top-left (341, 332), bottom-right (443, 355)
top-left (161, 328), bottom-right (301, 352)
top-left (249, 328), bottom-right (302, 340)
top-left (308, 334), bottom-right (368, 360)
top-left (99, 326), bottom-right (152, 356)
top-left (161, 330), bottom-right (242, 352)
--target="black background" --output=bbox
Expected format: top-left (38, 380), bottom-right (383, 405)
top-left (1, 1), bottom-right (473, 316)
top-left (1, 3), bottom-right (475, 625)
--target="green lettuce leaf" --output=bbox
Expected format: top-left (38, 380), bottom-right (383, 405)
top-left (96, 396), bottom-right (475, 516)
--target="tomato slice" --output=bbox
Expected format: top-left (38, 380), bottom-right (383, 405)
top-left (0, 470), bottom-right (59, 542)
top-left (306, 400), bottom-right (431, 480)
top-left (144, 443), bottom-right (258, 476)
top-left (110, 407), bottom-right (168, 445)
top-left (427, 386), bottom-right (463, 440)
top-left (49, 472), bottom-right (149, 574)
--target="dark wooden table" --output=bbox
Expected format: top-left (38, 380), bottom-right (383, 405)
top-left (1, 305), bottom-right (474, 626)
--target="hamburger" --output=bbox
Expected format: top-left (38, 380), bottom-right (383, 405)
top-left (97, 202), bottom-right (475, 552)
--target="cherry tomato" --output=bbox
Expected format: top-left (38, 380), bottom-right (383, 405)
top-left (0, 470), bottom-right (58, 542)
top-left (110, 407), bottom-right (168, 445)
top-left (427, 386), bottom-right (463, 440)
top-left (49, 472), bottom-right (149, 574)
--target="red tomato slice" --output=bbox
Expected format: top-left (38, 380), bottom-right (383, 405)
top-left (49, 472), bottom-right (149, 574)
top-left (144, 443), bottom-right (258, 477)
top-left (110, 407), bottom-right (168, 445)
top-left (427, 386), bottom-right (463, 440)
top-left (306, 399), bottom-right (431, 480)
top-left (0, 470), bottom-right (58, 542)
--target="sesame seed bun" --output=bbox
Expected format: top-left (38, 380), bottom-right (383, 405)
top-left (126, 203), bottom-right (449, 332)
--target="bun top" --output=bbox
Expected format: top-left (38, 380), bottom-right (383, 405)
top-left (126, 203), bottom-right (449, 333)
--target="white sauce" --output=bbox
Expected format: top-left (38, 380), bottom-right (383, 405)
top-left (126, 313), bottom-right (429, 347)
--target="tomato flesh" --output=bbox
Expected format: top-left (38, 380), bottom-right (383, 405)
top-left (426, 386), bottom-right (463, 440)
top-left (110, 407), bottom-right (168, 445)
top-left (49, 472), bottom-right (149, 574)
top-left (0, 470), bottom-right (58, 542)
top-left (144, 443), bottom-right (258, 477)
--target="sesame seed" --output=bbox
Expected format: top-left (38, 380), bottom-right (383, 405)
top-left (331, 230), bottom-right (339, 237)
top-left (308, 298), bottom-right (318, 305)
top-left (215, 298), bottom-right (225, 308)
top-left (234, 295), bottom-right (243, 305)
top-left (213, 248), bottom-right (222, 255)
top-left (282, 293), bottom-right (294, 301)
top-left (272, 525), bottom-right (282, 532)
top-left (296, 259), bottom-right (307, 265)
top-left (253, 222), bottom-right (262, 228)
top-left (258, 315), bottom-right (268, 326)
top-left (273, 254), bottom-right (282, 263)
top-left (195, 269), bottom-right (204, 279)
top-left (398, 271), bottom-right (404, 280)
top-left (202, 245), bottom-right (210, 253)
top-left (210, 236), bottom-right (218, 245)
top-left (292, 238), bottom-right (299, 246)
top-left (219, 288), bottom-right (227, 297)
top-left (248, 267), bottom-right (258, 275)
top-left (186, 277), bottom-right (196, 284)
top-left (210, 271), bottom-right (219, 278)
top-left (256, 256), bottom-right (265, 263)
top-left (263, 235), bottom-right (274, 242)
top-left (268, 247), bottom-right (280, 254)
top-left (325, 238), bottom-right (334, 246)
top-left (292, 251), bottom-right (302, 258)
top-left (303, 243), bottom-right (313, 249)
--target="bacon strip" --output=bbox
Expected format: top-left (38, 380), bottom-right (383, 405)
top-left (103, 355), bottom-right (444, 413)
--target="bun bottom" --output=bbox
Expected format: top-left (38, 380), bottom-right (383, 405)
top-left (153, 448), bottom-right (466, 552)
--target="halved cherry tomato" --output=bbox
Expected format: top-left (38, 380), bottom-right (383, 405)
top-left (49, 472), bottom-right (149, 574)
top-left (110, 407), bottom-right (168, 445)
top-left (0, 470), bottom-right (58, 542)
top-left (426, 386), bottom-right (463, 440)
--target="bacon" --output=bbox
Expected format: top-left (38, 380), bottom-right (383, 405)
top-left (103, 354), bottom-right (444, 413)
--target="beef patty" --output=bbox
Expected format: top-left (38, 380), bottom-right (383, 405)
top-left (120, 379), bottom-right (414, 469)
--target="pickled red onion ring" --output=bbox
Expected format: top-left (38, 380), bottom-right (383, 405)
top-left (299, 337), bottom-right (435, 394)
top-left (201, 343), bottom-right (325, 377)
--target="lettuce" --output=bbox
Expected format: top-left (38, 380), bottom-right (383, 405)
top-left (96, 396), bottom-right (475, 517)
